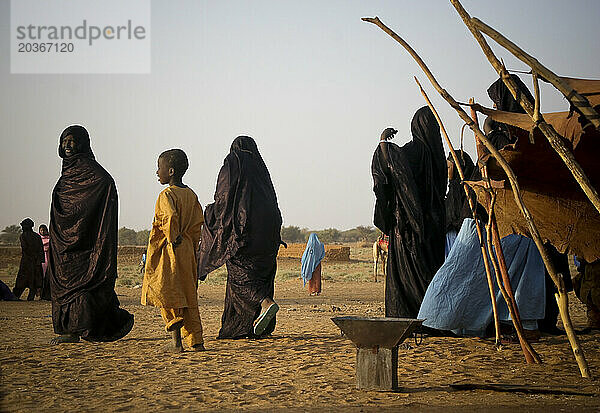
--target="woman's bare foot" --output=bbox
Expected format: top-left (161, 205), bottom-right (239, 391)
top-left (50, 334), bottom-right (80, 345)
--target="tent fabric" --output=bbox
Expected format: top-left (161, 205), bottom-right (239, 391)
top-left (559, 76), bottom-right (600, 107)
top-left (473, 185), bottom-right (600, 263)
top-left (418, 219), bottom-right (546, 336)
top-left (478, 106), bottom-right (585, 148)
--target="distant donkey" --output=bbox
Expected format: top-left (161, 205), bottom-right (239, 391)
top-left (372, 234), bottom-right (389, 282)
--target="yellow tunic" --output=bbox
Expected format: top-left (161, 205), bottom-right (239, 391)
top-left (141, 185), bottom-right (204, 309)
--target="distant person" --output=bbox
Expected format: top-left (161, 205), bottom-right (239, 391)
top-left (48, 125), bottom-right (134, 344)
top-left (198, 136), bottom-right (284, 339)
top-left (301, 233), bottom-right (325, 296)
top-left (38, 224), bottom-right (51, 300)
top-left (371, 107), bottom-right (447, 318)
top-left (141, 149), bottom-right (206, 353)
top-left (12, 218), bottom-right (44, 300)
top-left (138, 252), bottom-right (146, 275)
top-left (484, 75), bottom-right (534, 150)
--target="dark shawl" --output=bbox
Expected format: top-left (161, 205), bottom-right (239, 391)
top-left (198, 136), bottom-right (283, 338)
top-left (486, 75), bottom-right (535, 149)
top-left (14, 228), bottom-right (44, 292)
top-left (49, 125), bottom-right (133, 341)
top-left (372, 106), bottom-right (447, 318)
top-left (445, 150), bottom-right (480, 233)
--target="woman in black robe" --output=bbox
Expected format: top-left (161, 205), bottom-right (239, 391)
top-left (198, 136), bottom-right (283, 339)
top-left (484, 74), bottom-right (534, 149)
top-left (12, 218), bottom-right (44, 300)
top-left (372, 106), bottom-right (447, 318)
top-left (445, 150), bottom-right (480, 235)
top-left (48, 125), bottom-right (134, 344)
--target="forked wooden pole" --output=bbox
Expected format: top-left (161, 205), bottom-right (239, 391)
top-left (450, 0), bottom-right (592, 378)
top-left (361, 15), bottom-right (591, 377)
top-left (470, 17), bottom-right (600, 131)
top-left (450, 0), bottom-right (600, 217)
top-left (415, 77), bottom-right (502, 348)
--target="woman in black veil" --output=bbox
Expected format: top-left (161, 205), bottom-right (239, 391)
top-left (49, 125), bottom-right (134, 344)
top-left (198, 136), bottom-right (284, 338)
top-left (371, 106), bottom-right (447, 318)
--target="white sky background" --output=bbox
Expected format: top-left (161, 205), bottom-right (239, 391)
top-left (0, 0), bottom-right (599, 231)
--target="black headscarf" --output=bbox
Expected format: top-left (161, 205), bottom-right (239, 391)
top-left (49, 125), bottom-right (133, 340)
top-left (486, 75), bottom-right (534, 149)
top-left (198, 136), bottom-right (282, 277)
top-left (487, 74), bottom-right (534, 113)
top-left (372, 106), bottom-right (447, 318)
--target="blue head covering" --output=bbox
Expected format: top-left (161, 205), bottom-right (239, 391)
top-left (301, 233), bottom-right (325, 286)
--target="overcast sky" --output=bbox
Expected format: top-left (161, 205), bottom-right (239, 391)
top-left (1, 0), bottom-right (599, 231)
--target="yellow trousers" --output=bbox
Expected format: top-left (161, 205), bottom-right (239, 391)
top-left (160, 306), bottom-right (204, 347)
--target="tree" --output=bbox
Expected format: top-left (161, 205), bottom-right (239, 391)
top-left (316, 228), bottom-right (340, 243)
top-left (281, 225), bottom-right (304, 243)
top-left (136, 229), bottom-right (150, 246)
top-left (356, 225), bottom-right (378, 242)
top-left (0, 225), bottom-right (21, 245)
top-left (118, 227), bottom-right (138, 246)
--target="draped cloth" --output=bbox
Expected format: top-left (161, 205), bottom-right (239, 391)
top-left (418, 219), bottom-right (546, 336)
top-left (49, 125), bottom-right (133, 341)
top-left (40, 234), bottom-right (51, 300)
top-left (301, 233), bottom-right (325, 286)
top-left (372, 106), bottom-right (447, 318)
top-left (13, 229), bottom-right (44, 295)
top-left (445, 150), bottom-right (479, 234)
top-left (198, 136), bottom-right (283, 338)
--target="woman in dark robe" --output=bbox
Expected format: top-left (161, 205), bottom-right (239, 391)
top-left (371, 106), bottom-right (447, 318)
top-left (444, 150), bottom-right (482, 256)
top-left (198, 136), bottom-right (283, 339)
top-left (12, 218), bottom-right (44, 300)
top-left (48, 125), bottom-right (134, 344)
top-left (484, 74), bottom-right (534, 149)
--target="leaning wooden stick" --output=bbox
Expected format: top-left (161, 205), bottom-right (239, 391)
top-left (466, 96), bottom-right (536, 359)
top-left (487, 197), bottom-right (541, 363)
top-left (470, 16), bottom-right (600, 130)
top-left (449, 0), bottom-right (592, 378)
top-left (361, 15), bottom-right (591, 378)
top-left (415, 77), bottom-right (502, 348)
top-left (450, 0), bottom-right (600, 217)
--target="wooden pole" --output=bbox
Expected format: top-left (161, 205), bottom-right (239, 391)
top-left (470, 17), bottom-right (600, 131)
top-left (450, 0), bottom-right (600, 218)
top-left (466, 97), bottom-right (532, 356)
top-left (361, 15), bottom-right (591, 378)
top-left (415, 77), bottom-right (502, 348)
top-left (450, 0), bottom-right (592, 378)
top-left (485, 193), bottom-right (541, 363)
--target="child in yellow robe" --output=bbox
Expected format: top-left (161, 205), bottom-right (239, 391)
top-left (141, 149), bottom-right (205, 352)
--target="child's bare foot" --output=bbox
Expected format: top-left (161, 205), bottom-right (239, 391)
top-left (50, 334), bottom-right (80, 344)
top-left (192, 343), bottom-right (206, 351)
top-left (168, 326), bottom-right (184, 352)
top-left (163, 342), bottom-right (184, 353)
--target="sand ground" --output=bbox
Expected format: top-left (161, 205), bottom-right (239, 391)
top-left (1, 251), bottom-right (600, 412)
